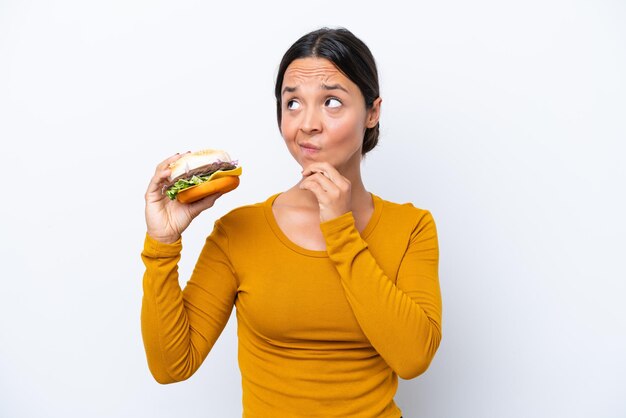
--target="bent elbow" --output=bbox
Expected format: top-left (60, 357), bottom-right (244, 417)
top-left (144, 344), bottom-right (203, 384)
top-left (150, 368), bottom-right (193, 385)
top-left (397, 328), bottom-right (442, 380)
top-left (397, 355), bottom-right (435, 380)
top-left (148, 365), bottom-right (177, 385)
top-left (147, 362), bottom-right (192, 385)
top-left (153, 373), bottom-right (175, 385)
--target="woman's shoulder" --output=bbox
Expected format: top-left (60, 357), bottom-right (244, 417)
top-left (375, 193), bottom-right (435, 222)
top-left (373, 194), bottom-right (438, 241)
top-left (213, 193), bottom-right (279, 231)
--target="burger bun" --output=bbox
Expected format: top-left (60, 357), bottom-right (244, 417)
top-left (168, 149), bottom-right (232, 182)
top-left (176, 176), bottom-right (240, 204)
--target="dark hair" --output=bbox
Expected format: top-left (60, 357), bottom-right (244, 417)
top-left (275, 27), bottom-right (381, 155)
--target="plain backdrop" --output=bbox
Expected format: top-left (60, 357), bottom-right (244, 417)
top-left (1, 1), bottom-right (625, 417)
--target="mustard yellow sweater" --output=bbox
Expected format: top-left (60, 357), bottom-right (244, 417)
top-left (141, 193), bottom-right (442, 418)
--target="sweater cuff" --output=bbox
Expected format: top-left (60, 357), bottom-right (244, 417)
top-left (320, 211), bottom-right (368, 261)
top-left (142, 233), bottom-right (183, 258)
top-left (320, 211), bottom-right (356, 235)
top-left (320, 211), bottom-right (361, 246)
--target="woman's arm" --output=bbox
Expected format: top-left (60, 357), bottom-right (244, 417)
top-left (140, 222), bottom-right (237, 384)
top-left (320, 210), bottom-right (442, 380)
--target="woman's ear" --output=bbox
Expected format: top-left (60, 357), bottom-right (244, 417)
top-left (366, 97), bottom-right (382, 128)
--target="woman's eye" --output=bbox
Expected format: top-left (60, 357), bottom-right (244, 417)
top-left (325, 98), bottom-right (342, 108)
top-left (287, 100), bottom-right (300, 110)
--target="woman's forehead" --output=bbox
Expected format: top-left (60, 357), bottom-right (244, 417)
top-left (283, 57), bottom-right (356, 93)
top-left (284, 58), bottom-right (346, 82)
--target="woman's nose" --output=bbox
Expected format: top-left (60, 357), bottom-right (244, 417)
top-left (300, 107), bottom-right (322, 134)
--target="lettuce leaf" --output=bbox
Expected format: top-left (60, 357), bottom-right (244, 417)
top-left (165, 166), bottom-right (243, 200)
top-left (166, 175), bottom-right (211, 200)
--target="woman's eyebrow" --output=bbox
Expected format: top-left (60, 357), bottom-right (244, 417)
top-left (282, 86), bottom-right (297, 95)
top-left (321, 83), bottom-right (348, 93)
top-left (282, 83), bottom-right (348, 96)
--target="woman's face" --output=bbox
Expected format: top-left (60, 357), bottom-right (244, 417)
top-left (280, 57), bottom-right (380, 173)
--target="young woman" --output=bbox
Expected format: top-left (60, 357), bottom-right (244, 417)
top-left (141, 27), bottom-right (442, 418)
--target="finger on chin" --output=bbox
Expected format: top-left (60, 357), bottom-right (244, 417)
top-left (300, 179), bottom-right (326, 195)
top-left (304, 172), bottom-right (335, 189)
top-left (303, 161), bottom-right (336, 172)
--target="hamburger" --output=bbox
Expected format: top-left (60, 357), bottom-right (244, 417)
top-left (164, 149), bottom-right (242, 203)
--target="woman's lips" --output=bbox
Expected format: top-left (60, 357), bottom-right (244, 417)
top-left (299, 143), bottom-right (320, 155)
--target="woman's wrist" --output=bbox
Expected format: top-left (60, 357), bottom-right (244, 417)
top-left (146, 231), bottom-right (181, 245)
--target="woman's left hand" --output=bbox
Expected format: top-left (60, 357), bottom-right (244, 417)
top-left (300, 162), bottom-right (352, 222)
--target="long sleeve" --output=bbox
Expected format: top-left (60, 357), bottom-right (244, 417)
top-left (319, 209), bottom-right (442, 380)
top-left (140, 222), bottom-right (238, 384)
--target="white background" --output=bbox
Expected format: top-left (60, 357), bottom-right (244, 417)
top-left (1, 1), bottom-right (625, 417)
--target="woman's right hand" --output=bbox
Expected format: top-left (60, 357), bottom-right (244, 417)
top-left (145, 153), bottom-right (224, 244)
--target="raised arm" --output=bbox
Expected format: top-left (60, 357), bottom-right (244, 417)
top-left (140, 153), bottom-right (236, 383)
top-left (320, 210), bottom-right (442, 379)
top-left (141, 223), bottom-right (237, 383)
